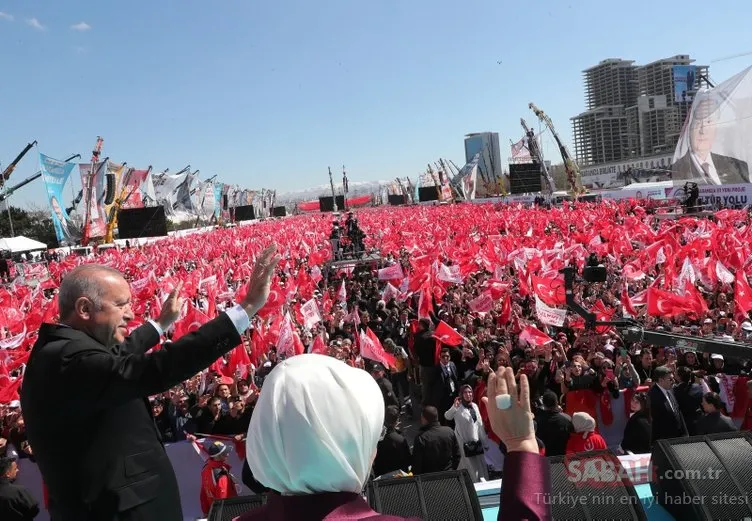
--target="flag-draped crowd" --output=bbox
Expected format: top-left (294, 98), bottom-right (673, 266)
top-left (2, 199), bottom-right (752, 480)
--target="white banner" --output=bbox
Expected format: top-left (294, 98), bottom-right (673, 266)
top-left (535, 295), bottom-right (567, 327)
top-left (437, 263), bottom-right (463, 284)
top-left (468, 291), bottom-right (494, 313)
top-left (301, 299), bottom-right (322, 329)
top-left (673, 66), bottom-right (752, 185)
top-left (663, 183), bottom-right (752, 207)
top-left (377, 263), bottom-right (405, 281)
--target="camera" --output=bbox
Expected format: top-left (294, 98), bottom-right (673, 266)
top-left (582, 253), bottom-right (607, 283)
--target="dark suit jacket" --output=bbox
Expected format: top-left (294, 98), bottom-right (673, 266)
top-left (672, 151), bottom-right (750, 185)
top-left (621, 410), bottom-right (652, 454)
top-left (431, 362), bottom-right (459, 408)
top-left (695, 411), bottom-right (738, 436)
top-left (373, 428), bottom-right (411, 477)
top-left (535, 409), bottom-right (572, 457)
top-left (21, 315), bottom-right (241, 521)
top-left (411, 422), bottom-right (460, 475)
top-left (234, 452), bottom-right (552, 521)
top-left (649, 385), bottom-right (688, 443)
top-left (0, 477), bottom-right (40, 521)
top-left (674, 382), bottom-right (704, 435)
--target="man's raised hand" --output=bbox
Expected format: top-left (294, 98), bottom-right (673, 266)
top-left (157, 281), bottom-right (185, 331)
top-left (241, 244), bottom-right (281, 318)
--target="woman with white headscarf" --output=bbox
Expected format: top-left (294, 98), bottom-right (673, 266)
top-left (235, 357), bottom-right (552, 521)
top-left (445, 384), bottom-right (488, 482)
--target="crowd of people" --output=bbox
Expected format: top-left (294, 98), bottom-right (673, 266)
top-left (1, 198), bottom-right (752, 519)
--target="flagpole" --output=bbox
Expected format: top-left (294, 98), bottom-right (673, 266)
top-left (328, 166), bottom-right (338, 212)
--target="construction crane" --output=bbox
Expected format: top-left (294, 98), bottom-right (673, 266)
top-left (519, 119), bottom-right (555, 195)
top-left (1, 141), bottom-right (37, 186)
top-left (528, 103), bottom-right (585, 195)
top-left (81, 136), bottom-right (104, 246)
top-left (0, 153), bottom-right (80, 203)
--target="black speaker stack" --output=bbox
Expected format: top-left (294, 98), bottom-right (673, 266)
top-left (234, 205), bottom-right (256, 221)
top-left (366, 469), bottom-right (483, 520)
top-left (318, 195), bottom-right (345, 212)
top-left (509, 162), bottom-right (543, 194)
top-left (388, 194), bottom-right (407, 206)
top-left (271, 206), bottom-right (287, 217)
top-left (207, 495), bottom-right (267, 521)
top-left (417, 186), bottom-right (438, 203)
top-left (651, 431), bottom-right (752, 521)
top-left (116, 206), bottom-right (168, 239)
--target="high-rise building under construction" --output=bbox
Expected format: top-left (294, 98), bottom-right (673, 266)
top-left (572, 55), bottom-right (709, 167)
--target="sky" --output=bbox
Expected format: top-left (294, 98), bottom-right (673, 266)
top-left (1, 0), bottom-right (751, 209)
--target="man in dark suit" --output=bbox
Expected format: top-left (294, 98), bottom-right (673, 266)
top-left (411, 406), bottom-right (461, 475)
top-left (672, 97), bottom-right (750, 185)
top-left (432, 348), bottom-right (459, 427)
top-left (649, 366), bottom-right (688, 443)
top-left (372, 406), bottom-right (411, 477)
top-left (695, 392), bottom-right (738, 435)
top-left (0, 455), bottom-right (39, 521)
top-left (673, 366), bottom-right (704, 435)
top-left (20, 245), bottom-right (280, 521)
top-left (535, 391), bottom-right (572, 457)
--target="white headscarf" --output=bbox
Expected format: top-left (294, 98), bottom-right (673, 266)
top-left (246, 354), bottom-right (385, 495)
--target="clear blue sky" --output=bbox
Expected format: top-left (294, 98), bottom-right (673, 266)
top-left (1, 0), bottom-right (750, 209)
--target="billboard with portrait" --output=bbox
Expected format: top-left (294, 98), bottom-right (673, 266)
top-left (39, 153), bottom-right (78, 245)
top-left (672, 66), bottom-right (752, 185)
top-left (673, 65), bottom-right (697, 103)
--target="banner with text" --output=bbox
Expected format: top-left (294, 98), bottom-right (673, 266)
top-left (39, 153), bottom-right (77, 245)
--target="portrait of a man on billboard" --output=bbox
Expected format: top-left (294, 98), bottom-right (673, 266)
top-left (672, 96), bottom-right (749, 185)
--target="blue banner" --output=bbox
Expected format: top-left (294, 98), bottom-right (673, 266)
top-left (39, 153), bottom-right (76, 245)
top-left (213, 182), bottom-right (224, 219)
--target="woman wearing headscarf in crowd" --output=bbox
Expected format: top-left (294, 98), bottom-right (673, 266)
top-left (236, 355), bottom-right (551, 521)
top-left (621, 391), bottom-right (651, 454)
top-left (566, 412), bottom-right (608, 455)
top-left (444, 384), bottom-right (488, 483)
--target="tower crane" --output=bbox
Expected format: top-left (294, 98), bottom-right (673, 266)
top-left (519, 119), bottom-right (555, 195)
top-left (1, 141), bottom-right (37, 186)
top-left (528, 103), bottom-right (586, 196)
top-left (81, 136), bottom-right (104, 246)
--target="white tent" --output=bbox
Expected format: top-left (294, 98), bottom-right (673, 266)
top-left (0, 235), bottom-right (48, 253)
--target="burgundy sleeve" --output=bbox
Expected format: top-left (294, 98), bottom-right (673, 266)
top-left (499, 451), bottom-right (552, 521)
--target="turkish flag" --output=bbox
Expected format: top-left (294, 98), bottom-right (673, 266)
top-left (172, 303), bottom-right (211, 341)
top-left (531, 274), bottom-right (566, 307)
top-left (646, 287), bottom-right (696, 318)
top-left (518, 325), bottom-right (553, 346)
top-left (735, 270), bottom-right (752, 316)
top-left (432, 320), bottom-right (463, 346)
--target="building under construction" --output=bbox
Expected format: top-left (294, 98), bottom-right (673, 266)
top-left (572, 55), bottom-right (709, 166)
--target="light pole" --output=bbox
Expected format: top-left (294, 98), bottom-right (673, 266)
top-left (328, 167), bottom-right (338, 212)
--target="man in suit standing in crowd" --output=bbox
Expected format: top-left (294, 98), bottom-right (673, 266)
top-left (695, 392), bottom-right (738, 435)
top-left (411, 406), bottom-right (461, 475)
top-left (21, 245), bottom-right (280, 521)
top-left (649, 366), bottom-right (688, 443)
top-left (672, 97), bottom-right (749, 185)
top-left (432, 348), bottom-right (459, 427)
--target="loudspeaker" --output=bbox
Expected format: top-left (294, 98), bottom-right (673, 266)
top-left (548, 450), bottom-right (646, 521)
top-left (117, 207), bottom-right (168, 239)
top-left (222, 194), bottom-right (228, 210)
top-left (234, 205), bottom-right (256, 221)
top-left (509, 162), bottom-right (542, 194)
top-left (271, 206), bottom-right (287, 217)
top-left (651, 431), bottom-right (752, 521)
top-left (388, 194), bottom-right (406, 206)
top-left (104, 173), bottom-right (116, 205)
top-left (418, 186), bottom-right (438, 202)
top-left (366, 469), bottom-right (482, 520)
top-left (207, 495), bottom-right (267, 521)
top-left (318, 196), bottom-right (345, 212)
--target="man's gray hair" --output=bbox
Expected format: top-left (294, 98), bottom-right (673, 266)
top-left (58, 264), bottom-right (124, 319)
